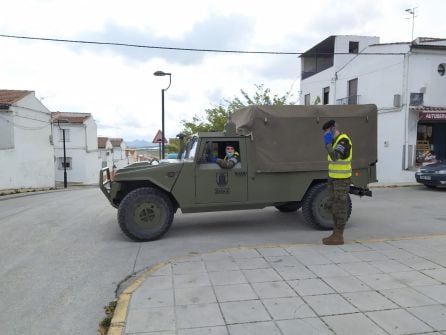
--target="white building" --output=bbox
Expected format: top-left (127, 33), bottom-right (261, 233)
top-left (300, 35), bottom-right (446, 182)
top-left (52, 112), bottom-right (102, 185)
top-left (0, 90), bottom-right (55, 190)
top-left (110, 138), bottom-right (127, 169)
top-left (98, 137), bottom-right (113, 168)
top-left (98, 137), bottom-right (128, 169)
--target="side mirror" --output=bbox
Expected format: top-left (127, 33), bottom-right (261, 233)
top-left (176, 132), bottom-right (185, 159)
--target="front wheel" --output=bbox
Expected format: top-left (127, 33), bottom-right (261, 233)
top-left (118, 187), bottom-right (174, 241)
top-left (301, 183), bottom-right (352, 230)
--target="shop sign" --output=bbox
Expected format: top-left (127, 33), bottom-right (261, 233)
top-left (419, 112), bottom-right (446, 121)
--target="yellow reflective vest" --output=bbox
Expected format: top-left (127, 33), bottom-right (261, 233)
top-left (224, 151), bottom-right (240, 161)
top-left (328, 134), bottom-right (352, 179)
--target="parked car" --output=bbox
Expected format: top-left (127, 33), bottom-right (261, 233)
top-left (415, 161), bottom-right (446, 188)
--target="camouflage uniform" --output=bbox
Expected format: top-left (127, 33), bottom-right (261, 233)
top-left (327, 177), bottom-right (351, 229)
top-left (322, 122), bottom-right (352, 245)
top-left (326, 134), bottom-right (352, 229)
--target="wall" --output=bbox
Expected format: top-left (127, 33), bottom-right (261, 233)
top-left (409, 50), bottom-right (446, 107)
top-left (53, 118), bottom-right (101, 184)
top-left (0, 93), bottom-right (55, 189)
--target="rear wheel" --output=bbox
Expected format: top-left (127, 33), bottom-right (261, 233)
top-left (275, 202), bottom-right (302, 212)
top-left (302, 183), bottom-right (352, 230)
top-left (118, 187), bottom-right (174, 241)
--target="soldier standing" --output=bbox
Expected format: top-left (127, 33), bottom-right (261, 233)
top-left (322, 120), bottom-right (352, 245)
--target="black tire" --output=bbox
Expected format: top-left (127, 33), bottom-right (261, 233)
top-left (301, 183), bottom-right (352, 230)
top-left (118, 187), bottom-right (174, 241)
top-left (275, 201), bottom-right (302, 212)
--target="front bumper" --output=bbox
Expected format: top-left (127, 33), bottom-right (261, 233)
top-left (415, 172), bottom-right (446, 187)
top-left (99, 167), bottom-right (113, 204)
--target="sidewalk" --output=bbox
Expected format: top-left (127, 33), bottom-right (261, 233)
top-left (111, 236), bottom-right (446, 335)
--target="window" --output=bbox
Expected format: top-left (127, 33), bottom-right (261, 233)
top-left (0, 112), bottom-right (14, 149)
top-left (304, 94), bottom-right (310, 105)
top-left (349, 41), bottom-right (359, 54)
top-left (348, 78), bottom-right (358, 104)
top-left (199, 141), bottom-right (241, 166)
top-left (59, 129), bottom-right (70, 142)
top-left (323, 87), bottom-right (330, 105)
top-left (410, 93), bottom-right (424, 106)
top-left (57, 157), bottom-right (72, 170)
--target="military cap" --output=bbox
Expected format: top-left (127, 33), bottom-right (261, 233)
top-left (322, 119), bottom-right (336, 130)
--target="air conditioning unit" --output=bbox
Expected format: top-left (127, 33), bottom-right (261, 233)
top-left (393, 94), bottom-right (401, 107)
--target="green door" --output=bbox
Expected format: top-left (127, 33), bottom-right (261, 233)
top-left (195, 139), bottom-right (247, 204)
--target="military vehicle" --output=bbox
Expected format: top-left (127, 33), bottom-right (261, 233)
top-left (100, 104), bottom-right (377, 241)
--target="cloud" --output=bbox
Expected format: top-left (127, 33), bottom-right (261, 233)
top-left (306, 1), bottom-right (382, 36)
top-left (75, 12), bottom-right (255, 65)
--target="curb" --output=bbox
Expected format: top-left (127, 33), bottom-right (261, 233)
top-left (0, 185), bottom-right (98, 201)
top-left (105, 233), bottom-right (446, 335)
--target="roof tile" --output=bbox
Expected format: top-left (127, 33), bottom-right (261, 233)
top-left (0, 90), bottom-right (33, 105)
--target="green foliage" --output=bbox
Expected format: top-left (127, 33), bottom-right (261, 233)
top-left (181, 84), bottom-right (295, 137)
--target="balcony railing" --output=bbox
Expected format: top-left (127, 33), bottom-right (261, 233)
top-left (336, 95), bottom-right (360, 105)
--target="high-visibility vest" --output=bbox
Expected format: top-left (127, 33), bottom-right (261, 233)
top-left (328, 134), bottom-right (352, 179)
top-left (224, 151), bottom-right (240, 161)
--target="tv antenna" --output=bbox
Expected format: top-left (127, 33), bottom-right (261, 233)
top-left (405, 7), bottom-right (417, 43)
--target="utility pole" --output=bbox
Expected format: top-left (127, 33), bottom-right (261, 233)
top-left (57, 119), bottom-right (67, 188)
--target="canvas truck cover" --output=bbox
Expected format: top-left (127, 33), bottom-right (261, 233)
top-left (231, 104), bottom-right (377, 173)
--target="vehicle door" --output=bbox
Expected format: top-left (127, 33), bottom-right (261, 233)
top-left (195, 138), bottom-right (247, 203)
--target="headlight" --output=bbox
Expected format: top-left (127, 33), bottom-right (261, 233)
top-left (435, 169), bottom-right (446, 174)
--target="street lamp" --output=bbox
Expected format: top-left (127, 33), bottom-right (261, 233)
top-left (154, 70), bottom-right (172, 159)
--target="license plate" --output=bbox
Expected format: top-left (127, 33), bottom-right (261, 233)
top-left (420, 176), bottom-right (431, 180)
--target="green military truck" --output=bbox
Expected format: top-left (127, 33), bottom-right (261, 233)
top-left (100, 104), bottom-right (377, 241)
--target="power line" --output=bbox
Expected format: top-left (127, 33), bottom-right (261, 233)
top-left (0, 33), bottom-right (407, 56)
top-left (0, 114), bottom-right (50, 130)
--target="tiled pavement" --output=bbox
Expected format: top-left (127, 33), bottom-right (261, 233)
top-left (120, 237), bottom-right (446, 335)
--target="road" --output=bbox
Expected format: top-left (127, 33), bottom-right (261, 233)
top-left (0, 186), bottom-right (445, 334)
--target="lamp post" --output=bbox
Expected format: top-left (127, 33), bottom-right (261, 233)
top-left (56, 119), bottom-right (67, 188)
top-left (153, 70), bottom-right (172, 159)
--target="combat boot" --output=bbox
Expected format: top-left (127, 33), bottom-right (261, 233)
top-left (322, 226), bottom-right (344, 245)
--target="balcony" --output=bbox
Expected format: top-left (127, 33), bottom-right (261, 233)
top-left (336, 95), bottom-right (360, 105)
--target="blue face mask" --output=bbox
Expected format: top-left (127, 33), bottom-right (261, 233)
top-left (226, 151), bottom-right (234, 157)
top-left (330, 127), bottom-right (335, 136)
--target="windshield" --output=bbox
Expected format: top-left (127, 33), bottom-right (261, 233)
top-left (183, 136), bottom-right (198, 160)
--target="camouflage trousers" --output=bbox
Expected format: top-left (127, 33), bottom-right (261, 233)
top-left (327, 178), bottom-right (351, 229)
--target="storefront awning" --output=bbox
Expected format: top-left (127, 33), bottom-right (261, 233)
top-left (411, 106), bottom-right (446, 122)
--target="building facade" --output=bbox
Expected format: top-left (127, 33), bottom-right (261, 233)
top-left (300, 35), bottom-right (446, 182)
top-left (98, 137), bottom-right (128, 169)
top-left (52, 112), bottom-right (102, 184)
top-left (0, 90), bottom-right (55, 190)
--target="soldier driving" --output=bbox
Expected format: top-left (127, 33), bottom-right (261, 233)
top-left (322, 119), bottom-right (352, 245)
top-left (216, 145), bottom-right (240, 169)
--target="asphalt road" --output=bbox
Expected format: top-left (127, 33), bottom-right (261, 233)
top-left (0, 185), bottom-right (445, 335)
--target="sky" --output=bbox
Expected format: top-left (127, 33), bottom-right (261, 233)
top-left (1, 0), bottom-right (445, 143)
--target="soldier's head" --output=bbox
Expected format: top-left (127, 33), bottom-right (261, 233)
top-left (225, 145), bottom-right (235, 157)
top-left (322, 119), bottom-right (340, 137)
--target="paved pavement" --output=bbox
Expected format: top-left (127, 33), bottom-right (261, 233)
top-left (113, 236), bottom-right (446, 335)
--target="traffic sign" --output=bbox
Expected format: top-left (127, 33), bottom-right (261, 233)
top-left (152, 130), bottom-right (168, 144)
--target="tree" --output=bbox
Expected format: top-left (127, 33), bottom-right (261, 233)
top-left (181, 84), bottom-right (295, 137)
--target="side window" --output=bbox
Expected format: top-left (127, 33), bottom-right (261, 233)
top-left (198, 140), bottom-right (241, 167)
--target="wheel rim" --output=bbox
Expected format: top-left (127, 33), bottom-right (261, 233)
top-left (134, 202), bottom-right (162, 229)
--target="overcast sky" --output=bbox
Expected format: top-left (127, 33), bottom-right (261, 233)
top-left (1, 0), bottom-right (445, 142)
